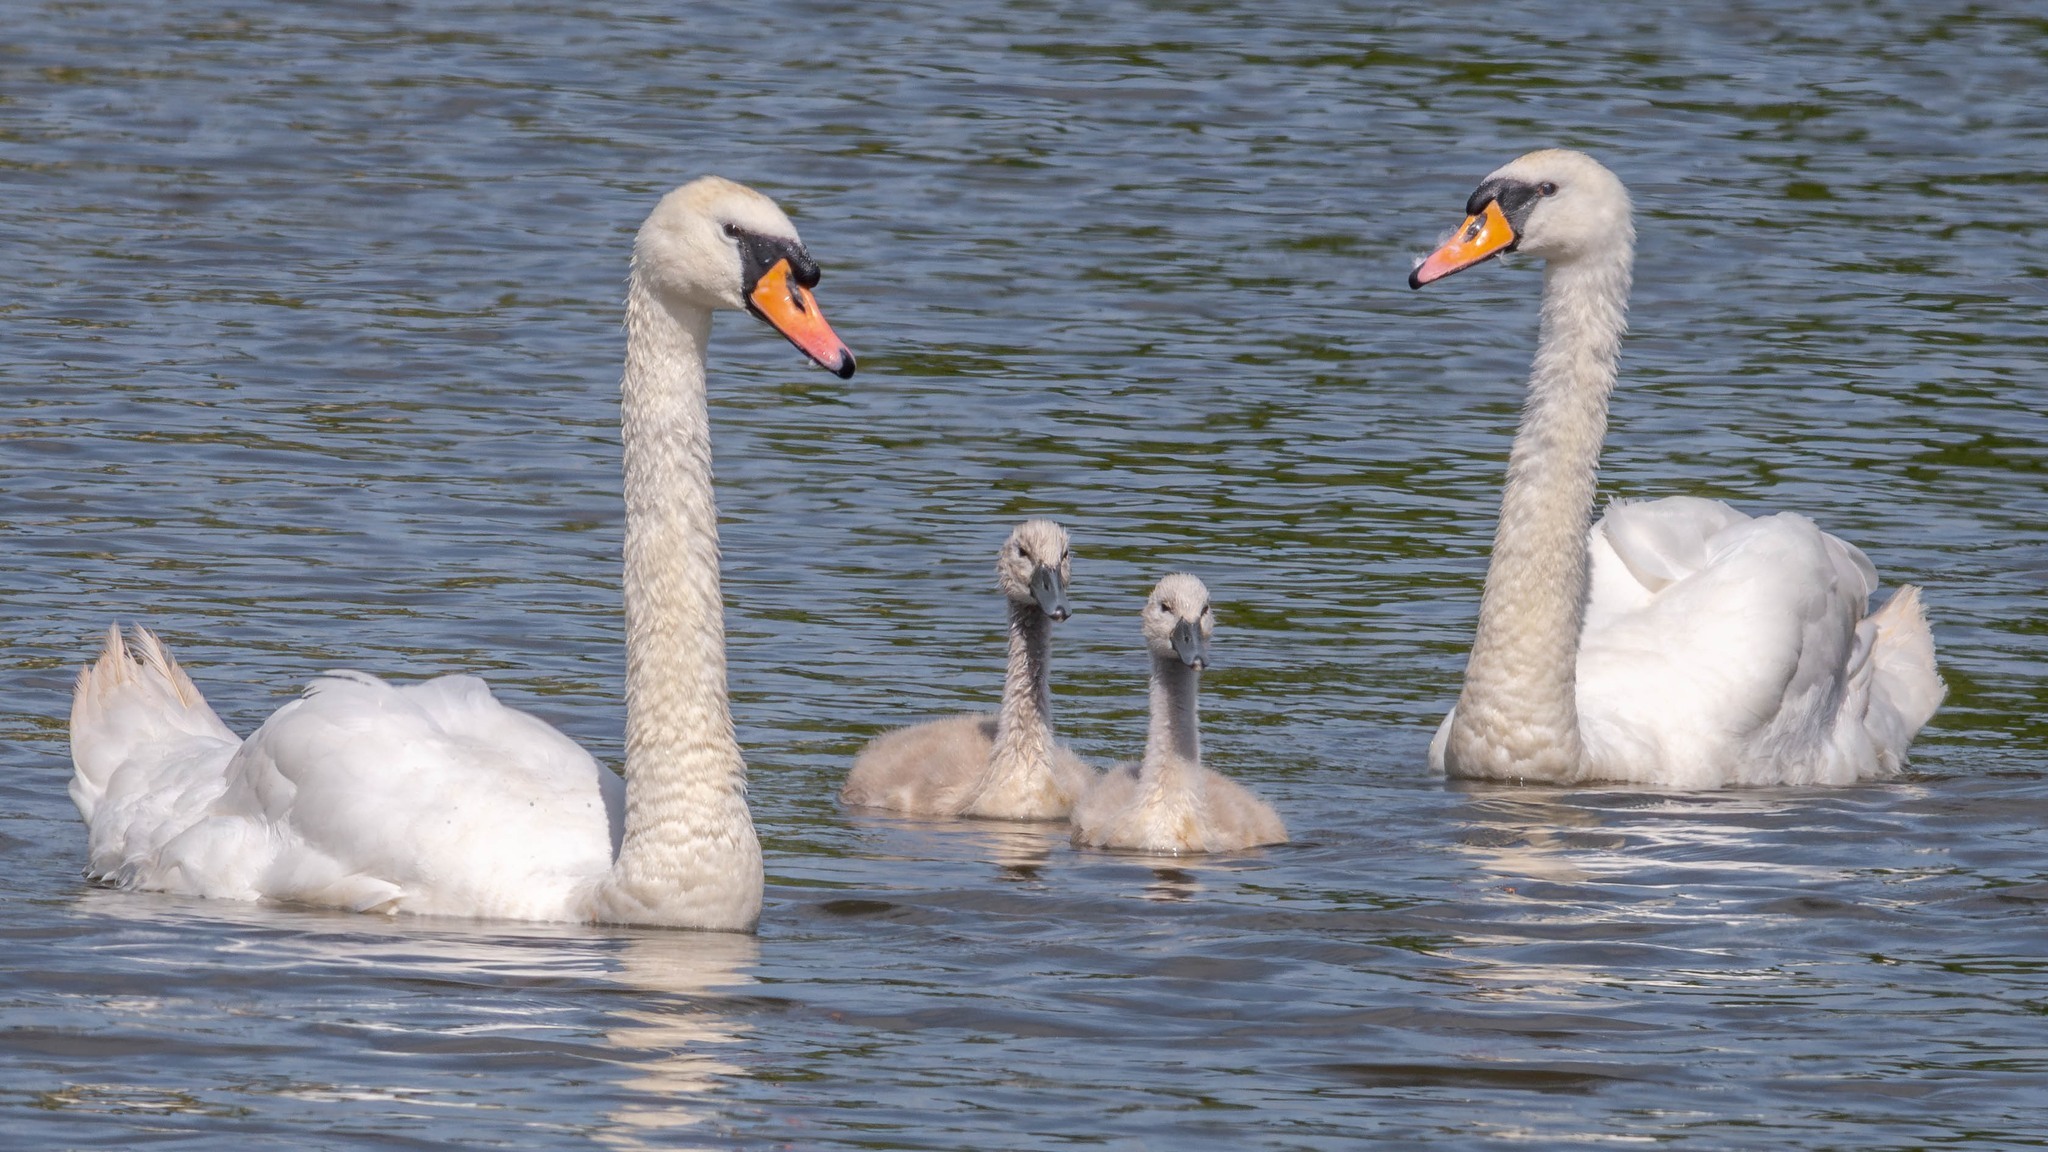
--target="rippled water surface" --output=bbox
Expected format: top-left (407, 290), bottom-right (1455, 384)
top-left (4, 1), bottom-right (2046, 1147)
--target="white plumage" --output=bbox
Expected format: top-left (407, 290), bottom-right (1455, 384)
top-left (1429, 497), bottom-right (1942, 787)
top-left (74, 638), bottom-right (622, 918)
top-left (1415, 150), bottom-right (1943, 786)
top-left (67, 176), bottom-right (858, 927)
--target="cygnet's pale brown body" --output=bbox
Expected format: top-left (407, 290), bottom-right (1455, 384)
top-left (1072, 574), bottom-right (1287, 854)
top-left (842, 520), bottom-right (1094, 821)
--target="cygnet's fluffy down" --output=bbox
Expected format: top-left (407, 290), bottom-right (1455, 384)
top-left (1071, 763), bottom-right (1286, 855)
top-left (842, 520), bottom-right (1094, 820)
top-left (1072, 574), bottom-right (1286, 854)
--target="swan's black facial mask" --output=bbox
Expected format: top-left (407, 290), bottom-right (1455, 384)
top-left (1409, 177), bottom-right (1544, 289)
top-left (726, 225), bottom-right (856, 379)
top-left (1465, 177), bottom-right (1544, 234)
top-left (732, 228), bottom-right (822, 295)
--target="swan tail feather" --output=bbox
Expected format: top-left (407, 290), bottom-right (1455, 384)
top-left (70, 626), bottom-right (238, 824)
top-left (1860, 585), bottom-right (1944, 770)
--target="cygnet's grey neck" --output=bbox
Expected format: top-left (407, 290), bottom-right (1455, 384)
top-left (1446, 249), bottom-right (1632, 779)
top-left (988, 600), bottom-right (1057, 779)
top-left (1142, 652), bottom-right (1202, 780)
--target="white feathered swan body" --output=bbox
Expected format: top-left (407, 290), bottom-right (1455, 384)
top-left (1072, 574), bottom-right (1287, 853)
top-left (842, 519), bottom-right (1095, 820)
top-left (67, 176), bottom-right (858, 928)
top-left (1411, 149), bottom-right (1942, 787)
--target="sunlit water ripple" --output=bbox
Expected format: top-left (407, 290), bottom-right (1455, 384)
top-left (2, 1), bottom-right (2044, 1148)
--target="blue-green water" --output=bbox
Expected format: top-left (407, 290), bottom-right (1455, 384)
top-left (3, 2), bottom-right (2045, 1147)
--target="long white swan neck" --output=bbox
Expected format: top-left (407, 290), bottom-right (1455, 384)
top-left (596, 273), bottom-right (762, 930)
top-left (1141, 653), bottom-right (1202, 784)
top-left (1450, 247), bottom-right (1632, 779)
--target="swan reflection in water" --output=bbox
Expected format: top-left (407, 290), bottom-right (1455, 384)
top-left (1449, 787), bottom-right (1610, 888)
top-left (595, 930), bottom-right (760, 1150)
top-left (1444, 781), bottom-right (1931, 998)
top-left (64, 891), bottom-right (762, 1144)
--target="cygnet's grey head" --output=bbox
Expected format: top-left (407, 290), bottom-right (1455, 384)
top-left (1142, 573), bottom-right (1212, 670)
top-left (995, 519), bottom-right (1072, 622)
top-left (632, 176), bottom-right (856, 378)
top-left (1409, 148), bottom-right (1633, 288)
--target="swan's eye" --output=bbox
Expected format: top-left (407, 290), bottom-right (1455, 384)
top-left (1538, 182), bottom-right (1558, 196)
top-left (722, 222), bottom-right (740, 238)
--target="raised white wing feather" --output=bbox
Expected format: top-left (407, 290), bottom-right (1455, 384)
top-left (1571, 496), bottom-right (1940, 787)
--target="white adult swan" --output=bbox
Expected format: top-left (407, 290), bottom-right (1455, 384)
top-left (1072, 575), bottom-right (1286, 853)
top-left (842, 519), bottom-right (1095, 820)
top-left (1410, 148), bottom-right (1943, 787)
top-left (66, 177), bottom-right (856, 929)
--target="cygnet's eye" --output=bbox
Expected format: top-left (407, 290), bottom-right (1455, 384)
top-left (1060, 548), bottom-right (1070, 563)
top-left (1538, 182), bottom-right (1558, 196)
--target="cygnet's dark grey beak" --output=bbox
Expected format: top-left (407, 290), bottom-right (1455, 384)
top-left (1170, 618), bottom-right (1208, 670)
top-left (1029, 565), bottom-right (1070, 622)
